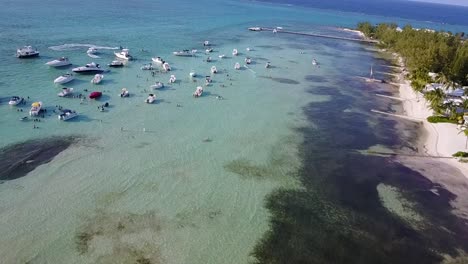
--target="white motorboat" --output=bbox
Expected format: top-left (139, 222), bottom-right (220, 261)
top-left (265, 62), bottom-right (271, 68)
top-left (72, 62), bottom-right (104, 73)
top-left (189, 71), bottom-right (196, 78)
top-left (150, 82), bottom-right (164, 90)
top-left (173, 50), bottom-right (194, 56)
top-left (211, 66), bottom-right (217, 74)
top-left (152, 57), bottom-right (163, 64)
top-left (245, 57), bottom-right (252, 64)
top-left (206, 56), bottom-right (212, 62)
top-left (58, 109), bottom-right (78, 121)
top-left (234, 62), bottom-right (241, 70)
top-left (108, 60), bottom-right (124, 67)
top-left (54, 73), bottom-right (75, 84)
top-left (205, 76), bottom-right (212, 85)
top-left (246, 47), bottom-right (251, 51)
top-left (115, 48), bottom-right (133, 60)
top-left (16, 46), bottom-right (39, 58)
top-left (141, 63), bottom-right (154, 70)
top-left (9, 96), bottom-right (23, 105)
top-left (312, 59), bottom-right (318, 66)
top-left (58, 87), bottom-right (74, 97)
top-left (46, 57), bottom-right (71, 67)
top-left (162, 62), bottom-right (171, 71)
top-left (87, 47), bottom-right (98, 54)
top-left (205, 48), bottom-right (213, 53)
top-left (218, 54), bottom-right (226, 59)
top-left (203, 40), bottom-right (211, 46)
top-left (91, 74), bottom-right (104, 84)
top-left (120, 88), bottom-right (130, 97)
top-left (273, 28), bottom-right (278, 34)
top-left (248, 27), bottom-right (262, 31)
top-left (169, 75), bottom-right (177, 83)
top-left (29, 102), bottom-right (42, 116)
top-left (145, 94), bottom-right (156, 104)
top-left (232, 49), bottom-right (238, 56)
top-left (193, 86), bottom-right (203, 97)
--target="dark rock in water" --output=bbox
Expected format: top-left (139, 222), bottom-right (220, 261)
top-left (259, 76), bottom-right (300, 85)
top-left (0, 137), bottom-right (77, 181)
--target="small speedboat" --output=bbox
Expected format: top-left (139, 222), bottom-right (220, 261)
top-left (54, 73), bottom-right (74, 84)
top-left (273, 28), bottom-right (278, 34)
top-left (120, 88), bottom-right (129, 97)
top-left (141, 63), bottom-right (154, 70)
top-left (312, 59), bottom-right (318, 66)
top-left (173, 50), bottom-right (194, 56)
top-left (248, 27), bottom-right (262, 31)
top-left (87, 47), bottom-right (98, 54)
top-left (245, 57), bottom-right (252, 64)
top-left (72, 62), bottom-right (104, 73)
top-left (203, 40), bottom-right (211, 46)
top-left (9, 96), bottom-right (23, 105)
top-left (89, 91), bottom-right (102, 99)
top-left (211, 66), bottom-right (217, 74)
top-left (205, 48), bottom-right (213, 53)
top-left (218, 54), bottom-right (226, 59)
top-left (169, 75), bottom-right (177, 84)
top-left (206, 56), bottom-right (212, 62)
top-left (189, 71), bottom-right (196, 78)
top-left (91, 74), bottom-right (104, 84)
top-left (150, 82), bottom-right (164, 90)
top-left (46, 57), bottom-right (71, 67)
top-left (29, 102), bottom-right (42, 116)
top-left (108, 60), bottom-right (124, 67)
top-left (205, 76), bottom-right (212, 85)
top-left (58, 109), bottom-right (78, 121)
top-left (162, 62), bottom-right (171, 71)
top-left (232, 49), bottom-right (238, 56)
top-left (246, 47), bottom-right (251, 52)
top-left (234, 62), bottom-right (241, 70)
top-left (58, 87), bottom-right (74, 97)
top-left (146, 94), bottom-right (156, 104)
top-left (152, 57), bottom-right (163, 64)
top-left (115, 48), bottom-right (133, 60)
top-left (16, 46), bottom-right (39, 58)
top-left (193, 86), bottom-right (203, 97)
top-left (265, 62), bottom-right (271, 68)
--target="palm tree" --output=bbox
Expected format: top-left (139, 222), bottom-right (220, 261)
top-left (425, 88), bottom-right (446, 115)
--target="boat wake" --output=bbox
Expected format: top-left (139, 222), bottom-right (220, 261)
top-left (87, 54), bottom-right (100, 59)
top-left (49, 43), bottom-right (119, 51)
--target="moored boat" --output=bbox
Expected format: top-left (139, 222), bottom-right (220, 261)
top-left (203, 40), bottom-right (211, 46)
top-left (150, 82), bottom-right (164, 90)
top-left (189, 71), bottom-right (196, 78)
top-left (205, 48), bottom-right (213, 53)
top-left (91, 74), bottom-right (104, 84)
top-left (218, 54), bottom-right (226, 59)
top-left (205, 76), bottom-right (212, 85)
top-left (248, 27), bottom-right (262, 31)
top-left (120, 88), bottom-right (130, 97)
top-left (54, 73), bottom-right (74, 84)
top-left (46, 57), bottom-right (71, 67)
top-left (87, 47), bottom-right (98, 54)
top-left (58, 109), bottom-right (78, 121)
top-left (89, 91), bottom-right (102, 99)
top-left (245, 57), bottom-right (252, 64)
top-left (58, 87), bottom-right (74, 97)
top-left (141, 63), bottom-right (154, 70)
top-left (265, 62), bottom-right (271, 68)
top-left (145, 94), bottom-right (156, 104)
top-left (9, 96), bottom-right (23, 105)
top-left (169, 75), bottom-right (177, 83)
top-left (114, 48), bottom-right (132, 60)
top-left (162, 62), bottom-right (171, 71)
top-left (173, 50), bottom-right (194, 56)
top-left (29, 102), bottom-right (42, 116)
top-left (108, 60), bottom-right (124, 67)
top-left (232, 49), bottom-right (238, 56)
top-left (211, 66), bottom-right (217, 74)
top-left (152, 57), bottom-right (163, 64)
top-left (72, 62), bottom-right (104, 73)
top-left (193, 86), bottom-right (203, 97)
top-left (17, 46), bottom-right (39, 58)
top-left (234, 62), bottom-right (241, 70)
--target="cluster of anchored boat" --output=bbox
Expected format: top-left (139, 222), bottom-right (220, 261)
top-left (12, 40), bottom-right (271, 122)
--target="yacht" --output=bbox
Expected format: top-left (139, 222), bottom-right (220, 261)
top-left (193, 86), bottom-right (203, 97)
top-left (245, 57), bottom-right (252, 64)
top-left (211, 66), bottom-right (217, 74)
top-left (54, 73), bottom-right (75, 84)
top-left (16, 46), bottom-right (39, 58)
top-left (89, 91), bottom-right (102, 99)
top-left (312, 59), bottom-right (318, 66)
top-left (152, 57), bottom-right (163, 64)
top-left (162, 62), bottom-right (171, 71)
top-left (108, 60), bottom-right (124, 67)
top-left (205, 76), bottom-right (212, 85)
top-left (205, 48), bottom-right (213, 53)
top-left (265, 62), bottom-right (271, 68)
top-left (203, 40), bottom-right (211, 46)
top-left (146, 94), bottom-right (156, 104)
top-left (169, 75), bottom-right (177, 84)
top-left (58, 109), bottom-right (78, 121)
top-left (234, 62), bottom-right (241, 70)
top-left (9, 96), bottom-right (23, 105)
top-left (232, 49), bottom-right (238, 56)
top-left (189, 71), bottom-right (196, 78)
top-left (218, 54), bottom-right (226, 59)
top-left (248, 27), bottom-right (262, 31)
top-left (29, 102), bottom-right (42, 116)
top-left (46, 57), bottom-right (71, 67)
top-left (206, 56), bottom-right (212, 62)
top-left (91, 74), bottom-right (104, 84)
top-left (72, 62), bottom-right (104, 73)
top-left (173, 50), bottom-right (194, 56)
top-left (115, 48), bottom-right (133, 60)
top-left (151, 82), bottom-right (164, 89)
top-left (141, 63), bottom-right (154, 70)
top-left (273, 28), bottom-right (278, 34)
top-left (87, 47), bottom-right (98, 55)
top-left (58, 87), bottom-right (74, 97)
top-left (120, 88), bottom-right (130, 97)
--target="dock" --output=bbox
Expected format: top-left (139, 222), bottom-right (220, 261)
top-left (249, 27), bottom-right (379, 44)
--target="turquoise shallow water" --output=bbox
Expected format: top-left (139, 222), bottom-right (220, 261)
top-left (1, 0), bottom-right (468, 263)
